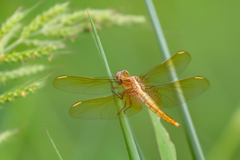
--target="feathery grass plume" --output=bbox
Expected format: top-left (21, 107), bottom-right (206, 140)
top-left (0, 65), bottom-right (46, 83)
top-left (0, 24), bottom-right (21, 54)
top-left (0, 1), bottom-right (41, 40)
top-left (88, 9), bottom-right (145, 26)
top-left (23, 39), bottom-right (65, 48)
top-left (61, 9), bottom-right (145, 29)
top-left (0, 8), bottom-right (24, 39)
top-left (3, 5), bottom-right (145, 52)
top-left (1, 45), bottom-right (58, 63)
top-left (0, 81), bottom-right (44, 105)
top-left (0, 128), bottom-right (19, 144)
top-left (40, 9), bottom-right (145, 38)
top-left (0, 3), bottom-right (145, 108)
top-left (21, 2), bottom-right (69, 39)
top-left (43, 26), bottom-right (82, 38)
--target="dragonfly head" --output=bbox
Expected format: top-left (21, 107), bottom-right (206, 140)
top-left (115, 70), bottom-right (130, 80)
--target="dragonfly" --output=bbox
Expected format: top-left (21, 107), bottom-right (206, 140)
top-left (53, 51), bottom-right (210, 127)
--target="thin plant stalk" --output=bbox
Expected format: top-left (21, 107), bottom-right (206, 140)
top-left (0, 128), bottom-right (19, 144)
top-left (148, 110), bottom-right (177, 160)
top-left (207, 106), bottom-right (240, 160)
top-left (87, 12), bottom-right (140, 160)
top-left (2, 1), bottom-right (43, 53)
top-left (44, 125), bottom-right (63, 160)
top-left (143, 0), bottom-right (205, 160)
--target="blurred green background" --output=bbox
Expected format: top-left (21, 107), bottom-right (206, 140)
top-left (0, 0), bottom-right (240, 159)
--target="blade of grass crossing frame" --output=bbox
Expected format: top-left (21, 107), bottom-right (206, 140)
top-left (143, 0), bottom-right (205, 160)
top-left (149, 110), bottom-right (177, 160)
top-left (87, 11), bottom-right (141, 160)
top-left (44, 125), bottom-right (63, 160)
top-left (207, 106), bottom-right (240, 160)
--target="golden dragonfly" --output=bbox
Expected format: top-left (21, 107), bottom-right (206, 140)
top-left (53, 51), bottom-right (210, 127)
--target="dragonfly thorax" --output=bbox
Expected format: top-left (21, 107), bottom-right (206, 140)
top-left (121, 76), bottom-right (145, 92)
top-left (115, 70), bottom-right (145, 92)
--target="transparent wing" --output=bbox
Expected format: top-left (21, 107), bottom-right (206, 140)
top-left (139, 51), bottom-right (191, 84)
top-left (53, 75), bottom-right (118, 94)
top-left (69, 94), bottom-right (142, 119)
top-left (145, 76), bottom-right (210, 108)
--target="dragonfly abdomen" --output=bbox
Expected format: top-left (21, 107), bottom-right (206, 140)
top-left (138, 90), bottom-right (180, 127)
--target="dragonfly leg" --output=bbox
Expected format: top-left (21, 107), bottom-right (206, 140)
top-left (110, 80), bottom-right (122, 90)
top-left (112, 90), bottom-right (126, 100)
top-left (117, 94), bottom-right (128, 115)
top-left (124, 94), bottom-right (132, 114)
top-left (112, 85), bottom-right (122, 89)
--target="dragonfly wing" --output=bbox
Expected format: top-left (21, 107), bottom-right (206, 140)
top-left (53, 75), bottom-right (118, 94)
top-left (145, 76), bottom-right (210, 108)
top-left (69, 94), bottom-right (142, 119)
top-left (139, 51), bottom-right (191, 84)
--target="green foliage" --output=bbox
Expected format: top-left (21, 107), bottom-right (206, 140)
top-left (1, 0), bottom-right (240, 159)
top-left (0, 2), bottom-right (145, 151)
top-left (207, 106), bottom-right (240, 160)
top-left (44, 125), bottom-right (63, 160)
top-left (0, 8), bottom-right (24, 39)
top-left (0, 128), bottom-right (19, 144)
top-left (144, 0), bottom-right (205, 159)
top-left (21, 2), bottom-right (69, 39)
top-left (1, 46), bottom-right (58, 63)
top-left (0, 81), bottom-right (44, 105)
top-left (148, 111), bottom-right (177, 160)
top-left (0, 65), bottom-right (46, 83)
top-left (88, 13), bottom-right (141, 160)
top-left (0, 1), bottom-right (145, 107)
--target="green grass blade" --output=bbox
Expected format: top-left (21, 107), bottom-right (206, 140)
top-left (44, 125), bottom-right (63, 160)
top-left (0, 128), bottom-right (19, 144)
top-left (87, 11), bottom-right (140, 160)
top-left (148, 110), bottom-right (177, 160)
top-left (143, 0), bottom-right (205, 160)
top-left (207, 106), bottom-right (240, 160)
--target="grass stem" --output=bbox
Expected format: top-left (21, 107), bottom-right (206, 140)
top-left (87, 11), bottom-right (140, 160)
top-left (4, 38), bottom-right (22, 53)
top-left (143, 0), bottom-right (205, 159)
top-left (44, 125), bottom-right (63, 160)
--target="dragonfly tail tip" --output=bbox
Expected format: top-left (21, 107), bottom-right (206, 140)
top-left (174, 123), bottom-right (180, 127)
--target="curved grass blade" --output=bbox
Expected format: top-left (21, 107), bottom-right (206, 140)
top-left (44, 125), bottom-right (63, 160)
top-left (148, 110), bottom-right (177, 160)
top-left (207, 106), bottom-right (240, 160)
top-left (143, 0), bottom-right (205, 159)
top-left (87, 11), bottom-right (141, 160)
top-left (0, 128), bottom-right (19, 144)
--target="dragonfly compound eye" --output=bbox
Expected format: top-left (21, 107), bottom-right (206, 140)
top-left (115, 71), bottom-right (122, 79)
